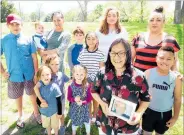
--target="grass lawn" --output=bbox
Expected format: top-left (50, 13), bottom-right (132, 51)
top-left (1, 22), bottom-right (183, 135)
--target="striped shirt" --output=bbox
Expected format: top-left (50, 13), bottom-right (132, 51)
top-left (132, 33), bottom-right (180, 72)
top-left (78, 48), bottom-right (105, 82)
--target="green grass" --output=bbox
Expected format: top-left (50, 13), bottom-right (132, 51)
top-left (1, 22), bottom-right (183, 135)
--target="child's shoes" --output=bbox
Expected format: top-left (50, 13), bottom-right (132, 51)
top-left (59, 126), bottom-right (66, 135)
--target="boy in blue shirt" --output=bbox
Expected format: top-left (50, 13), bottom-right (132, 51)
top-left (67, 26), bottom-right (85, 77)
top-left (0, 14), bottom-right (41, 128)
top-left (142, 46), bottom-right (182, 135)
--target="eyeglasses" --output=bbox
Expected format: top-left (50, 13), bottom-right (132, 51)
top-left (109, 51), bottom-right (126, 57)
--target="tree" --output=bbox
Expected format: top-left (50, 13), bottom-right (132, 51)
top-left (181, 1), bottom-right (184, 23)
top-left (139, 0), bottom-right (147, 22)
top-left (88, 4), bottom-right (103, 22)
top-left (36, 3), bottom-right (43, 21)
top-left (44, 13), bottom-right (52, 22)
top-left (174, 1), bottom-right (182, 24)
top-left (1, 0), bottom-right (17, 22)
top-left (30, 12), bottom-right (37, 22)
top-left (64, 9), bottom-right (80, 22)
top-left (77, 0), bottom-right (89, 21)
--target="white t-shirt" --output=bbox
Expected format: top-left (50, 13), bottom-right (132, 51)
top-left (96, 28), bottom-right (128, 61)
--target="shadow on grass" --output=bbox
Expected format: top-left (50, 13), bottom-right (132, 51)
top-left (2, 113), bottom-right (44, 135)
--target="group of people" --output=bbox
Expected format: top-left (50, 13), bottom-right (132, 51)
top-left (1, 5), bottom-right (182, 135)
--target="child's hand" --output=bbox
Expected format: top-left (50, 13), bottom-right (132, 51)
top-left (74, 96), bottom-right (81, 102)
top-left (41, 99), bottom-right (47, 104)
top-left (2, 71), bottom-right (10, 80)
top-left (174, 71), bottom-right (184, 82)
top-left (77, 100), bottom-right (82, 106)
top-left (127, 112), bottom-right (142, 125)
top-left (57, 114), bottom-right (62, 119)
top-left (33, 74), bottom-right (38, 84)
top-left (40, 102), bottom-right (48, 108)
top-left (166, 117), bottom-right (177, 127)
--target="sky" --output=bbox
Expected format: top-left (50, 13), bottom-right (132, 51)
top-left (10, 1), bottom-right (175, 14)
top-left (11, 1), bottom-right (106, 14)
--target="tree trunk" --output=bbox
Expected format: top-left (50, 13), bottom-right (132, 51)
top-left (174, 1), bottom-right (181, 24)
top-left (140, 0), bottom-right (144, 22)
top-left (77, 0), bottom-right (88, 22)
top-left (181, 1), bottom-right (184, 23)
top-left (84, 0), bottom-right (88, 21)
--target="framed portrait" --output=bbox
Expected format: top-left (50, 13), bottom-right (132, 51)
top-left (109, 95), bottom-right (137, 122)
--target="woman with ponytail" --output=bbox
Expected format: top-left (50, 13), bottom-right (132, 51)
top-left (131, 6), bottom-right (180, 72)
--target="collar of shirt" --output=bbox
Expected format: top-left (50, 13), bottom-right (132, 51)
top-left (73, 81), bottom-right (82, 87)
top-left (52, 73), bottom-right (58, 80)
top-left (75, 43), bottom-right (83, 47)
top-left (86, 47), bottom-right (98, 53)
top-left (9, 33), bottom-right (21, 38)
top-left (35, 33), bottom-right (43, 37)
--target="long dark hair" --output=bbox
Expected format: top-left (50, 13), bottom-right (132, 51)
top-left (105, 38), bottom-right (132, 76)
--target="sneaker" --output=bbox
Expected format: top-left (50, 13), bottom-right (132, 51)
top-left (59, 126), bottom-right (66, 135)
top-left (44, 129), bottom-right (47, 135)
top-left (16, 117), bottom-right (25, 129)
top-left (91, 117), bottom-right (96, 124)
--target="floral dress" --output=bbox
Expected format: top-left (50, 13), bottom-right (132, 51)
top-left (68, 82), bottom-right (91, 126)
top-left (91, 67), bottom-right (150, 134)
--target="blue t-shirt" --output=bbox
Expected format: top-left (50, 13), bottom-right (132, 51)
top-left (52, 72), bottom-right (69, 100)
top-left (147, 67), bottom-right (177, 112)
top-left (39, 82), bottom-right (62, 117)
top-left (1, 33), bottom-right (36, 82)
top-left (71, 44), bottom-right (83, 65)
top-left (67, 43), bottom-right (83, 70)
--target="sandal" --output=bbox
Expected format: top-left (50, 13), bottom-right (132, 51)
top-left (34, 113), bottom-right (42, 125)
top-left (16, 117), bottom-right (25, 128)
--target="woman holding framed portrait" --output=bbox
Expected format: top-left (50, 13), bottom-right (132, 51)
top-left (91, 38), bottom-right (150, 135)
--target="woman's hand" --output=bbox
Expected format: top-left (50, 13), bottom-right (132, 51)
top-left (100, 101), bottom-right (109, 117)
top-left (166, 117), bottom-right (177, 127)
top-left (127, 112), bottom-right (142, 125)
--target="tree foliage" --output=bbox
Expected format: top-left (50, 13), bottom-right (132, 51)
top-left (1, 0), bottom-right (17, 22)
top-left (64, 9), bottom-right (81, 22)
top-left (44, 13), bottom-right (52, 22)
top-left (88, 4), bottom-right (103, 22)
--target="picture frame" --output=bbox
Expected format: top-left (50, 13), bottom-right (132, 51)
top-left (109, 95), bottom-right (137, 122)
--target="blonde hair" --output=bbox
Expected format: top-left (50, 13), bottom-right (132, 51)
top-left (36, 65), bottom-right (52, 81)
top-left (34, 22), bottom-right (44, 29)
top-left (99, 7), bottom-right (121, 35)
top-left (72, 65), bottom-right (88, 97)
